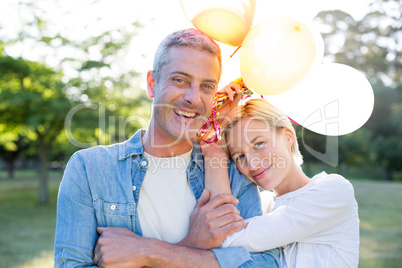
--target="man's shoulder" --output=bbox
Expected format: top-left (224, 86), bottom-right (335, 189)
top-left (227, 159), bottom-right (255, 194)
top-left (74, 142), bottom-right (121, 161)
top-left (227, 159), bottom-right (263, 218)
top-left (227, 159), bottom-right (249, 182)
top-left (72, 130), bottom-right (143, 163)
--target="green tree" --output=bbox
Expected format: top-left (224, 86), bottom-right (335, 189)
top-left (0, 132), bottom-right (32, 179)
top-left (368, 84), bottom-right (402, 180)
top-left (0, 0), bottom-right (152, 203)
top-left (309, 0), bottom-right (402, 180)
top-left (61, 27), bottom-right (152, 148)
top-left (0, 55), bottom-right (71, 203)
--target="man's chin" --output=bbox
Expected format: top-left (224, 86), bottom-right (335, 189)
top-left (172, 127), bottom-right (203, 142)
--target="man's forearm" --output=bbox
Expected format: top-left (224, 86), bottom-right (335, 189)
top-left (149, 238), bottom-right (280, 268)
top-left (147, 238), bottom-right (220, 267)
top-left (94, 227), bottom-right (220, 268)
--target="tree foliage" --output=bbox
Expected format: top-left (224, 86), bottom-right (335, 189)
top-left (301, 0), bottom-right (402, 180)
top-left (0, 54), bottom-right (71, 202)
top-left (0, 0), bottom-right (151, 202)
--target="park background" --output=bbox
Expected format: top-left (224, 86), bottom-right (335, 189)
top-left (0, 0), bottom-right (401, 267)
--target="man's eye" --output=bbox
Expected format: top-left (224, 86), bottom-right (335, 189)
top-left (173, 78), bottom-right (184, 83)
top-left (203, 84), bottom-right (215, 91)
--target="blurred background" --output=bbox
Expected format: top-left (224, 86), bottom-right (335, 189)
top-left (0, 0), bottom-right (401, 267)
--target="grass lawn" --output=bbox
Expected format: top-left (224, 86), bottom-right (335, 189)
top-left (0, 170), bottom-right (61, 268)
top-left (0, 169), bottom-right (401, 267)
top-left (353, 180), bottom-right (402, 267)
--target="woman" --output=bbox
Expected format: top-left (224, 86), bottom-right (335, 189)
top-left (202, 98), bottom-right (360, 268)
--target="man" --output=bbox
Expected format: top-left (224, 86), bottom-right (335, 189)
top-left (54, 28), bottom-right (280, 267)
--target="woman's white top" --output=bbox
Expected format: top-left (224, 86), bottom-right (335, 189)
top-left (222, 172), bottom-right (360, 268)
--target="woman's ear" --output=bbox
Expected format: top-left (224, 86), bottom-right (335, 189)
top-left (146, 71), bottom-right (155, 99)
top-left (284, 128), bottom-right (294, 149)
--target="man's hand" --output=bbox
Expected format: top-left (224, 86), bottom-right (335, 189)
top-left (177, 189), bottom-right (247, 250)
top-left (94, 226), bottom-right (222, 268)
top-left (93, 227), bottom-right (152, 268)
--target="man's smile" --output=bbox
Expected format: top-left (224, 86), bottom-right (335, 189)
top-left (173, 108), bottom-right (199, 119)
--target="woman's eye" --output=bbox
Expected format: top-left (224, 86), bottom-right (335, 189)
top-left (235, 155), bottom-right (245, 163)
top-left (255, 142), bottom-right (264, 148)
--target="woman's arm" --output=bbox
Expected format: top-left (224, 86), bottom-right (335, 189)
top-left (200, 82), bottom-right (241, 199)
top-left (222, 174), bottom-right (358, 252)
top-left (202, 143), bottom-right (232, 198)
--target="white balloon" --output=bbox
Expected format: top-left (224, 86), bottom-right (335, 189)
top-left (265, 63), bottom-right (374, 136)
top-left (240, 17), bottom-right (317, 95)
top-left (253, 0), bottom-right (322, 25)
top-left (311, 24), bottom-right (324, 64)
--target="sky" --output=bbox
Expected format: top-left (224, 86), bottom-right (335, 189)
top-left (0, 0), bottom-right (374, 86)
top-left (0, 0), bottom-right (378, 135)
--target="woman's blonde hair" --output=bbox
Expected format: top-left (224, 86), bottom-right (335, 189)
top-left (221, 98), bottom-right (303, 165)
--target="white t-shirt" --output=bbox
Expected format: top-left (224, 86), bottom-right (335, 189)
top-left (222, 172), bottom-right (360, 268)
top-left (137, 150), bottom-right (196, 244)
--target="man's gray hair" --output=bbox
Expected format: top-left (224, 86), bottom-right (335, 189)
top-left (152, 28), bottom-right (222, 82)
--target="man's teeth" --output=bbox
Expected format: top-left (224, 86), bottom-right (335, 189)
top-left (174, 109), bottom-right (197, 118)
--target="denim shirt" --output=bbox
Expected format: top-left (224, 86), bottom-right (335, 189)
top-left (54, 129), bottom-right (280, 268)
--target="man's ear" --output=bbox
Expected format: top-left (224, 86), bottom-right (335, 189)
top-left (146, 71), bottom-right (155, 99)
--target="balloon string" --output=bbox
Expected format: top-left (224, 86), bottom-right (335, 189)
top-left (198, 78), bottom-right (252, 143)
top-left (230, 46), bottom-right (241, 58)
top-left (288, 117), bottom-right (299, 126)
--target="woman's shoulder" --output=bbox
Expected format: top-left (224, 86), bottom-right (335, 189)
top-left (312, 172), bottom-right (352, 187)
top-left (310, 172), bottom-right (356, 202)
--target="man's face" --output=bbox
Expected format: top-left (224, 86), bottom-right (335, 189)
top-left (147, 46), bottom-right (220, 144)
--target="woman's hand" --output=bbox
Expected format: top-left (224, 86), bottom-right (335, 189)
top-left (200, 139), bottom-right (228, 159)
top-left (217, 82), bottom-right (242, 122)
top-left (195, 82), bottom-right (241, 145)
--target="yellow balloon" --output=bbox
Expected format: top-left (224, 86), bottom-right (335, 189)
top-left (240, 17), bottom-right (317, 95)
top-left (181, 0), bottom-right (256, 46)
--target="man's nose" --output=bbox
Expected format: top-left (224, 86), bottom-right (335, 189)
top-left (184, 84), bottom-right (201, 106)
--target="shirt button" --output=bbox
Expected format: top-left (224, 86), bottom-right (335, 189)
top-left (132, 186), bottom-right (137, 191)
top-left (110, 205), bottom-right (117, 210)
top-left (141, 161), bottom-right (147, 167)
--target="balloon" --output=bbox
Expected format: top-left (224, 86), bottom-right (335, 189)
top-left (240, 17), bottom-right (317, 95)
top-left (265, 63), bottom-right (375, 136)
top-left (311, 24), bottom-right (324, 64)
top-left (180, 0), bottom-right (256, 46)
top-left (252, 0), bottom-right (322, 25)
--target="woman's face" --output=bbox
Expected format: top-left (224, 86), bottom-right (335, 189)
top-left (227, 118), bottom-right (294, 191)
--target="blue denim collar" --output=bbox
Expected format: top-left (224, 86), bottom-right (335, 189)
top-left (118, 129), bottom-right (145, 160)
top-left (118, 129), bottom-right (204, 172)
top-left (191, 139), bottom-right (204, 172)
